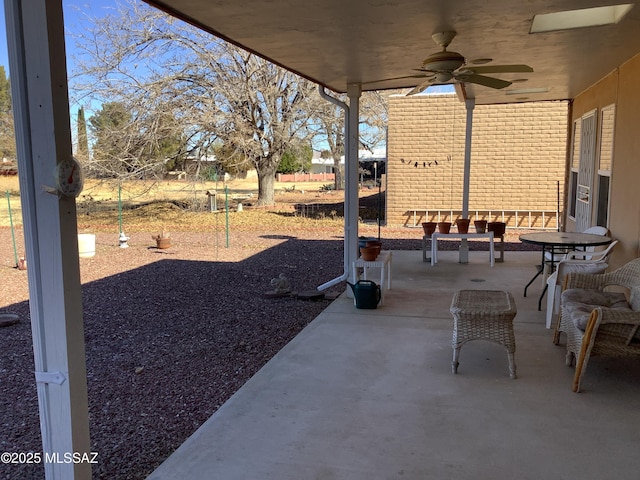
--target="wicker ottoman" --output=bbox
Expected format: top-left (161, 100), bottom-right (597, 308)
top-left (450, 290), bottom-right (518, 379)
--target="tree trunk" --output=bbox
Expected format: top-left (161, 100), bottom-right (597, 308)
top-left (333, 157), bottom-right (344, 190)
top-left (256, 167), bottom-right (277, 206)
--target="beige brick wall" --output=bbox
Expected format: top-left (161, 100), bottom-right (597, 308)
top-left (387, 94), bottom-right (569, 228)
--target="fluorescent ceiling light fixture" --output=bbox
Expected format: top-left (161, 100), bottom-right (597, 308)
top-left (530, 4), bottom-right (634, 33)
top-left (506, 87), bottom-right (549, 95)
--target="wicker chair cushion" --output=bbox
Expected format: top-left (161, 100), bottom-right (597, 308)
top-left (562, 288), bottom-right (630, 331)
top-left (630, 286), bottom-right (640, 311)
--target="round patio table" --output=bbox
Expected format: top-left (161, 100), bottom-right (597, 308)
top-left (519, 232), bottom-right (612, 310)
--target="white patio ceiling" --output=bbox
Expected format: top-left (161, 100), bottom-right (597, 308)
top-left (145, 0), bottom-right (640, 104)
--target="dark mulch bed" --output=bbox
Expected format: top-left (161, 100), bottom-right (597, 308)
top-left (1, 235), bottom-right (345, 479)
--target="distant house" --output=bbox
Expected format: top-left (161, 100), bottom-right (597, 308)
top-left (309, 148), bottom-right (387, 177)
top-left (309, 150), bottom-right (335, 175)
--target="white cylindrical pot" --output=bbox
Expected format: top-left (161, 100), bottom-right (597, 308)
top-left (78, 234), bottom-right (96, 258)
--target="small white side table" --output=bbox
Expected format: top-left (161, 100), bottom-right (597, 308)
top-left (352, 251), bottom-right (392, 305)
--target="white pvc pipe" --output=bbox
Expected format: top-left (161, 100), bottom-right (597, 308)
top-left (317, 85), bottom-right (350, 290)
top-left (344, 84), bottom-right (362, 291)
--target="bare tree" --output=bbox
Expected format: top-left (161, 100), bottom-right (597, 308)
top-left (181, 41), bottom-right (317, 204)
top-left (361, 91), bottom-right (392, 151)
top-left (309, 90), bottom-right (392, 190)
top-left (69, 0), bottom-right (316, 205)
top-left (311, 95), bottom-right (346, 189)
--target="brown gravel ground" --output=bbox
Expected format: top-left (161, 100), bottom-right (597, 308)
top-left (0, 192), bottom-right (537, 479)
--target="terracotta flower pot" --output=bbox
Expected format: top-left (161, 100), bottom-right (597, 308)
top-left (366, 240), bottom-right (382, 256)
top-left (422, 222), bottom-right (437, 236)
top-left (360, 246), bottom-right (378, 261)
top-left (437, 221), bottom-right (452, 234)
top-left (487, 221), bottom-right (506, 237)
top-left (456, 218), bottom-right (470, 234)
top-left (474, 220), bottom-right (487, 233)
top-left (155, 237), bottom-right (172, 249)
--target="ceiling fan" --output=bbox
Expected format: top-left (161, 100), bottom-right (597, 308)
top-left (372, 31), bottom-right (533, 94)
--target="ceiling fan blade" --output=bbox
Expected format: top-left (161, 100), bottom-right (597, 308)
top-left (456, 73), bottom-right (512, 89)
top-left (362, 74), bottom-right (428, 85)
top-left (407, 79), bottom-right (434, 96)
top-left (465, 64), bottom-right (533, 74)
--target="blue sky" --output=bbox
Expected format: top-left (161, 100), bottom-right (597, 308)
top-left (1, 0), bottom-right (115, 74)
top-left (1, 0), bottom-right (123, 130)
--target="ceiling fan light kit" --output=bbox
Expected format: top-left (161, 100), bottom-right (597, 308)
top-left (435, 72), bottom-right (454, 83)
top-left (421, 51), bottom-right (465, 72)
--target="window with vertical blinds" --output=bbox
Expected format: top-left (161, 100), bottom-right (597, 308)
top-left (596, 105), bottom-right (614, 227)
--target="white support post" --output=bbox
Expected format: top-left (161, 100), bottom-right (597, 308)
top-left (5, 1), bottom-right (91, 479)
top-left (460, 98), bottom-right (475, 263)
top-left (346, 83), bottom-right (361, 289)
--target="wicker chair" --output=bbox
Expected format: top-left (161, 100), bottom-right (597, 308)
top-left (544, 240), bottom-right (618, 329)
top-left (553, 258), bottom-right (640, 392)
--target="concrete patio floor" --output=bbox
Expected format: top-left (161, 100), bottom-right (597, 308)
top-left (148, 250), bottom-right (640, 480)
